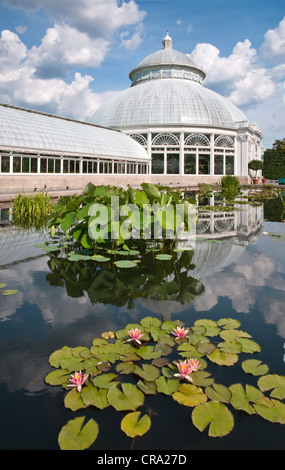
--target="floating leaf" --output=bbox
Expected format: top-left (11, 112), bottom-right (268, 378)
top-left (191, 370), bottom-right (214, 387)
top-left (155, 376), bottom-right (180, 395)
top-left (136, 346), bottom-right (162, 360)
top-left (217, 318), bottom-right (241, 330)
top-left (48, 346), bottom-right (73, 368)
top-left (207, 348), bottom-right (238, 367)
top-left (258, 374), bottom-right (285, 400)
top-left (101, 331), bottom-right (115, 339)
top-left (192, 402), bottom-right (234, 437)
top-left (81, 384), bottom-right (109, 409)
top-left (116, 362), bottom-right (135, 375)
top-left (196, 342), bottom-right (216, 356)
top-left (172, 384), bottom-right (207, 407)
top-left (114, 260), bottom-right (138, 268)
top-left (0, 283), bottom-right (7, 288)
top-left (133, 364), bottom-right (160, 382)
top-left (242, 359), bottom-right (269, 376)
top-left (217, 341), bottom-right (242, 354)
top-left (229, 384), bottom-right (263, 415)
top-left (235, 337), bottom-right (261, 354)
top-left (121, 412), bottom-right (151, 438)
top-left (137, 379), bottom-right (157, 395)
top-left (64, 388), bottom-right (86, 411)
top-left (1, 289), bottom-right (18, 296)
top-left (45, 368), bottom-right (71, 386)
top-left (92, 373), bottom-right (118, 389)
top-left (253, 399), bottom-right (285, 424)
top-left (58, 417), bottom-right (99, 450)
top-left (92, 255), bottom-right (111, 262)
top-left (107, 383), bottom-right (144, 411)
top-left (140, 316), bottom-right (161, 330)
top-left (205, 384), bottom-right (232, 403)
top-left (220, 329), bottom-right (252, 342)
top-left (155, 254), bottom-right (172, 261)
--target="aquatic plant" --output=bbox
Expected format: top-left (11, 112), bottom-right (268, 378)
top-left (12, 191), bottom-right (54, 229)
top-left (45, 316), bottom-right (285, 450)
top-left (0, 283), bottom-right (18, 296)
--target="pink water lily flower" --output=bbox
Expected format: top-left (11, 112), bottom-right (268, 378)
top-left (174, 359), bottom-right (200, 381)
top-left (68, 371), bottom-right (88, 392)
top-left (126, 328), bottom-right (144, 345)
top-left (172, 326), bottom-right (189, 339)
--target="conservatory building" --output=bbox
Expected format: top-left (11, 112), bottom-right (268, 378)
top-left (90, 33), bottom-right (263, 185)
top-left (0, 103), bottom-right (150, 195)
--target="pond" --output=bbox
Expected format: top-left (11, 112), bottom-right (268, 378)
top-left (0, 196), bottom-right (285, 451)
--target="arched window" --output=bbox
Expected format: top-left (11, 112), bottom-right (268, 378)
top-left (214, 135), bottom-right (234, 148)
top-left (152, 133), bottom-right (180, 146)
top-left (184, 134), bottom-right (210, 147)
top-left (130, 134), bottom-right (148, 147)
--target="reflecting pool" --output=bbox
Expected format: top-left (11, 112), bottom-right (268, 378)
top-left (0, 201), bottom-right (285, 450)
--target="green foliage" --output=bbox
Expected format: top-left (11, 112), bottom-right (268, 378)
top-left (45, 316), bottom-right (285, 449)
top-left (248, 159), bottom-right (263, 177)
top-left (47, 182), bottom-right (196, 250)
top-left (12, 191), bottom-right (54, 229)
top-left (0, 283), bottom-right (18, 296)
top-left (263, 149), bottom-right (285, 179)
top-left (221, 175), bottom-right (240, 191)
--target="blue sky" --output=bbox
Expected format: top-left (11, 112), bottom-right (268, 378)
top-left (0, 0), bottom-right (284, 148)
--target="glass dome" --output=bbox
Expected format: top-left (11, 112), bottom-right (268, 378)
top-left (89, 33), bottom-right (247, 130)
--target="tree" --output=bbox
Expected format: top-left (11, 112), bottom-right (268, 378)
top-left (263, 139), bottom-right (285, 179)
top-left (248, 159), bottom-right (263, 177)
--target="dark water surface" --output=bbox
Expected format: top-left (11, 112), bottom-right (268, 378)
top-left (0, 203), bottom-right (285, 450)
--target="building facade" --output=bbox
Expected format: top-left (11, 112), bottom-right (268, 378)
top-left (90, 33), bottom-right (263, 185)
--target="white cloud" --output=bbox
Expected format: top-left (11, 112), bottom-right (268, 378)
top-left (28, 23), bottom-right (110, 79)
top-left (189, 39), bottom-right (277, 107)
top-left (260, 16), bottom-right (285, 63)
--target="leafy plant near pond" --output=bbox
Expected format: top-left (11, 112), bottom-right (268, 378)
top-left (12, 191), bottom-right (54, 229)
top-left (45, 316), bottom-right (285, 450)
top-left (47, 183), bottom-right (196, 249)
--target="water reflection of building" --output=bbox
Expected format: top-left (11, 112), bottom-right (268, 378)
top-left (139, 203), bottom-right (263, 318)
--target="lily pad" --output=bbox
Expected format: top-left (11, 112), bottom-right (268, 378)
top-left (45, 368), bottom-right (71, 386)
top-left (64, 388), bottom-right (86, 411)
top-left (1, 289), bottom-right (18, 296)
top-left (114, 260), bottom-right (138, 268)
top-left (58, 417), bottom-right (99, 450)
top-left (253, 399), bottom-right (285, 424)
top-left (121, 411), bottom-right (151, 438)
top-left (258, 374), bottom-right (285, 400)
top-left (217, 318), bottom-right (241, 330)
top-left (155, 254), bottom-right (172, 261)
top-left (172, 384), bottom-right (207, 407)
top-left (81, 384), bottom-right (109, 409)
top-left (242, 359), bottom-right (269, 376)
top-left (107, 383), bottom-right (144, 411)
top-left (0, 283), bottom-right (7, 289)
top-left (155, 376), bottom-right (180, 395)
top-left (229, 383), bottom-right (263, 415)
top-left (192, 402), bottom-right (234, 437)
top-left (207, 348), bottom-right (239, 367)
top-left (205, 384), bottom-right (232, 403)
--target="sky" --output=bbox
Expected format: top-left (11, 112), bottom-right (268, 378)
top-left (0, 0), bottom-right (284, 149)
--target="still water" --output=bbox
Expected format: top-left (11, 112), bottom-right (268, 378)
top-left (0, 202), bottom-right (285, 450)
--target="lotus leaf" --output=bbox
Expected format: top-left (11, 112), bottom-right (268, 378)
top-left (220, 329), bottom-right (252, 341)
top-left (133, 364), bottom-right (160, 382)
top-left (217, 318), bottom-right (241, 330)
top-left (92, 255), bottom-right (111, 262)
top-left (64, 388), bottom-right (86, 411)
top-left (253, 399), bottom-right (285, 424)
top-left (242, 359), bottom-right (269, 376)
top-left (207, 348), bottom-right (239, 367)
top-left (48, 346), bottom-right (73, 368)
top-left (121, 412), bottom-right (151, 438)
top-left (45, 368), bottom-right (71, 386)
top-left (114, 260), bottom-right (138, 268)
top-left (155, 254), bottom-right (172, 260)
top-left (81, 384), bottom-right (109, 409)
top-left (229, 383), bottom-right (264, 414)
top-left (191, 370), bottom-right (214, 387)
top-left (107, 383), bottom-right (144, 411)
top-left (205, 384), bottom-right (232, 403)
top-left (136, 346), bottom-right (162, 360)
top-left (92, 373), bottom-right (118, 389)
top-left (58, 417), bottom-right (99, 450)
top-left (155, 376), bottom-right (180, 395)
top-left (258, 374), bottom-right (285, 400)
top-left (235, 337), bottom-right (261, 354)
top-left (172, 384), bottom-right (207, 407)
top-left (137, 379), bottom-right (157, 395)
top-left (1, 289), bottom-right (18, 295)
top-left (192, 402), bottom-right (234, 437)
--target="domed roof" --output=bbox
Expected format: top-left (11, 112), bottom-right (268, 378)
top-left (89, 78), bottom-right (247, 129)
top-left (89, 34), bottom-right (247, 130)
top-left (129, 32), bottom-right (206, 85)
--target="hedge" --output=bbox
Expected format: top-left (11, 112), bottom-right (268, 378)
top-left (263, 149), bottom-right (285, 179)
